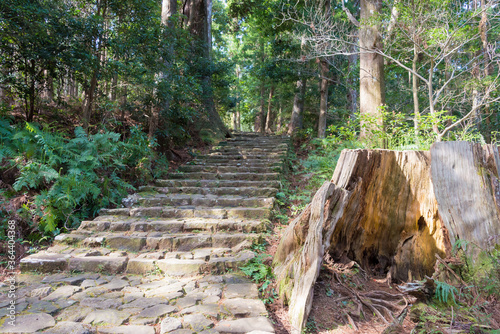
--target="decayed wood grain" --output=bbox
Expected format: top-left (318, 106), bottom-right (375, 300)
top-left (273, 182), bottom-right (349, 333)
top-left (273, 142), bottom-right (500, 334)
top-left (431, 142), bottom-right (500, 247)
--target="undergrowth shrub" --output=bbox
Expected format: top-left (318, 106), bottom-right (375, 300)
top-left (0, 118), bottom-right (167, 238)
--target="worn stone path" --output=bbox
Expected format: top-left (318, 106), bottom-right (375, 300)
top-left (0, 133), bottom-right (289, 333)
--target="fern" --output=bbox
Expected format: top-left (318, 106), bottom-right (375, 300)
top-left (434, 280), bottom-right (458, 305)
top-left (2, 120), bottom-right (156, 236)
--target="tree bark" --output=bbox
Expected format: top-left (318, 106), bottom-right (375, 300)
top-left (359, 0), bottom-right (385, 140)
top-left (288, 76), bottom-right (307, 135)
top-left (255, 83), bottom-right (266, 133)
top-left (480, 0), bottom-right (491, 142)
top-left (265, 85), bottom-right (275, 133)
top-left (318, 59), bottom-right (329, 138)
top-left (274, 142), bottom-right (500, 334)
top-left (412, 44), bottom-right (420, 137)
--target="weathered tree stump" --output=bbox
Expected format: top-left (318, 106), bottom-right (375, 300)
top-left (273, 142), bottom-right (500, 334)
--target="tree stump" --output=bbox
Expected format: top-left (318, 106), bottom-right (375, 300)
top-left (273, 142), bottom-right (500, 334)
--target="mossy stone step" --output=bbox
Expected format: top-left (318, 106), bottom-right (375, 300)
top-left (99, 206), bottom-right (271, 220)
top-left (55, 231), bottom-right (260, 253)
top-left (178, 165), bottom-right (281, 173)
top-left (138, 186), bottom-right (278, 197)
top-left (21, 249), bottom-right (255, 276)
top-left (189, 160), bottom-right (283, 167)
top-left (154, 179), bottom-right (281, 189)
top-left (79, 217), bottom-right (265, 233)
top-left (167, 172), bottom-right (280, 181)
top-left (134, 194), bottom-right (275, 209)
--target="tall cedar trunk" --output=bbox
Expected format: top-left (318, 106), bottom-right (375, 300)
top-left (188, 0), bottom-right (228, 137)
top-left (413, 44), bottom-right (420, 136)
top-left (359, 0), bottom-right (385, 140)
top-left (427, 58), bottom-right (439, 136)
top-left (277, 98), bottom-right (283, 132)
top-left (255, 83), bottom-right (266, 133)
top-left (83, 0), bottom-right (106, 131)
top-left (318, 59), bottom-right (329, 138)
top-left (480, 0), bottom-right (491, 142)
top-left (317, 0), bottom-right (331, 138)
top-left (265, 85), bottom-right (275, 133)
top-left (83, 72), bottom-right (98, 130)
top-left (121, 83), bottom-right (128, 125)
top-left (111, 73), bottom-right (118, 101)
top-left (347, 53), bottom-right (358, 118)
top-left (274, 142), bottom-right (500, 334)
top-left (150, 0), bottom-right (177, 139)
top-left (288, 77), bottom-right (307, 135)
top-left (26, 59), bottom-right (36, 122)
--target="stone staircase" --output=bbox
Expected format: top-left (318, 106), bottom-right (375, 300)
top-left (2, 133), bottom-right (289, 334)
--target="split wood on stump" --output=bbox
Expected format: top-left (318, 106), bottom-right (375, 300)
top-left (273, 141), bottom-right (500, 334)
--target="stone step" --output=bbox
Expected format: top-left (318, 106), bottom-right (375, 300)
top-left (167, 172), bottom-right (280, 181)
top-left (99, 206), bottom-right (271, 220)
top-left (20, 249), bottom-right (256, 276)
top-left (204, 152), bottom-right (285, 158)
top-left (189, 160), bottom-right (283, 167)
top-left (154, 179), bottom-right (281, 188)
top-left (217, 144), bottom-right (288, 150)
top-left (210, 147), bottom-right (287, 153)
top-left (199, 157), bottom-right (283, 164)
top-left (223, 139), bottom-right (289, 145)
top-left (134, 194), bottom-right (274, 209)
top-left (138, 185), bottom-right (278, 197)
top-left (80, 216), bottom-right (265, 233)
top-left (178, 165), bottom-right (280, 174)
top-left (55, 231), bottom-right (260, 253)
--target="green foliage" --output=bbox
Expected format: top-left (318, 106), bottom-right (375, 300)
top-left (434, 280), bottom-right (458, 305)
top-left (240, 254), bottom-right (273, 283)
top-left (0, 121), bottom-right (162, 237)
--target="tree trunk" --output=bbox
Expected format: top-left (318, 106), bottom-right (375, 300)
top-left (288, 76), bottom-right (307, 135)
top-left (83, 72), bottom-right (98, 130)
top-left (359, 0), bottom-right (385, 140)
top-left (188, 0), bottom-right (229, 138)
top-left (265, 85), bottom-right (275, 133)
top-left (480, 0), bottom-right (491, 142)
top-left (255, 83), bottom-right (266, 133)
top-left (412, 44), bottom-right (420, 137)
top-left (274, 142), bottom-right (500, 334)
top-left (318, 59), bottom-right (329, 138)
top-left (277, 99), bottom-right (283, 133)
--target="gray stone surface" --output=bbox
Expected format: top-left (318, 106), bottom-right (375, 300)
top-left (102, 278), bottom-right (129, 291)
top-left (179, 304), bottom-right (221, 317)
top-left (0, 312), bottom-right (55, 333)
top-left (28, 300), bottom-right (62, 314)
top-left (41, 321), bottom-right (95, 334)
top-left (80, 297), bottom-right (122, 309)
top-left (175, 296), bottom-right (197, 309)
top-left (82, 309), bottom-right (131, 326)
top-left (30, 286), bottom-right (53, 298)
top-left (183, 314), bottom-right (214, 332)
top-left (222, 298), bottom-right (268, 317)
top-left (135, 304), bottom-right (176, 318)
top-left (119, 297), bottom-right (169, 310)
top-left (224, 283), bottom-right (259, 299)
top-left (160, 317), bottom-right (182, 333)
top-left (43, 285), bottom-right (81, 301)
top-left (55, 305), bottom-right (93, 322)
top-left (98, 325), bottom-right (155, 334)
top-left (214, 317), bottom-right (275, 333)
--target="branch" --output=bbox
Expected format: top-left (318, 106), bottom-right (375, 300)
top-left (341, 0), bottom-right (359, 27)
top-left (386, 0), bottom-right (400, 38)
